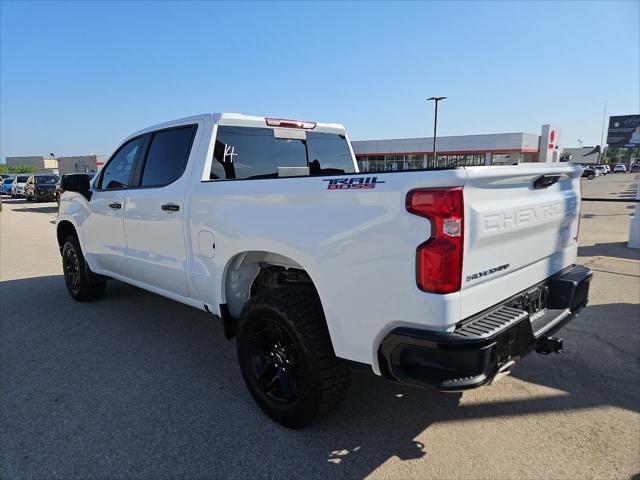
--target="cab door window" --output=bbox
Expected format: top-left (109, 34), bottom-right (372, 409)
top-left (98, 137), bottom-right (142, 189)
top-left (139, 125), bottom-right (197, 187)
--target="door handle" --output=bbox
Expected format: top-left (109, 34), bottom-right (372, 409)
top-left (161, 203), bottom-right (180, 212)
top-left (108, 202), bottom-right (122, 209)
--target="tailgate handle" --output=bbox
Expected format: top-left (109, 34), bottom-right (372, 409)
top-left (533, 175), bottom-right (560, 189)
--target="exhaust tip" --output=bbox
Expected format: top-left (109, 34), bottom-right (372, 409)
top-left (536, 336), bottom-right (563, 355)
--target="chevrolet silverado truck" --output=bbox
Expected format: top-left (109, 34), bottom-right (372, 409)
top-left (56, 113), bottom-right (592, 428)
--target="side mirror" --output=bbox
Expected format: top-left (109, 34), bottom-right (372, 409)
top-left (61, 174), bottom-right (90, 192)
top-left (60, 174), bottom-right (92, 200)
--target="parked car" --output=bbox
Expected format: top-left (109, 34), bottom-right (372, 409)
top-left (630, 162), bottom-right (640, 173)
top-left (594, 165), bottom-right (607, 176)
top-left (56, 113), bottom-right (591, 428)
top-left (25, 174), bottom-right (59, 202)
top-left (613, 163), bottom-right (627, 173)
top-left (1, 177), bottom-right (14, 195)
top-left (11, 175), bottom-right (30, 198)
top-left (0, 173), bottom-right (12, 181)
top-left (582, 167), bottom-right (597, 180)
top-left (55, 173), bottom-right (95, 205)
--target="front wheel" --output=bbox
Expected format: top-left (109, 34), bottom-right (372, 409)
top-left (236, 285), bottom-right (350, 428)
top-left (62, 236), bottom-right (107, 301)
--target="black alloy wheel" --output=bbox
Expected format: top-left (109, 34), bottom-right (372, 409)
top-left (248, 318), bottom-right (300, 404)
top-left (61, 236), bottom-right (107, 301)
top-left (236, 285), bottom-right (350, 428)
top-left (64, 246), bottom-right (82, 294)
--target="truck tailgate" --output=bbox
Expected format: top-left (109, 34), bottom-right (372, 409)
top-left (460, 164), bottom-right (581, 318)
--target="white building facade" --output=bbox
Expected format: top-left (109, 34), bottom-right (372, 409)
top-left (352, 124), bottom-right (561, 172)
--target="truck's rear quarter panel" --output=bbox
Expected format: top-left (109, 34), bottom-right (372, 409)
top-left (188, 169), bottom-right (467, 366)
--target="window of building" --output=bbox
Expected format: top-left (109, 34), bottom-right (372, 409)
top-left (140, 125), bottom-right (197, 187)
top-left (98, 137), bottom-right (142, 189)
top-left (356, 152), bottom-right (485, 172)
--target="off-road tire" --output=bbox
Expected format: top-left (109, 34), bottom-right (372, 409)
top-left (236, 285), bottom-right (350, 428)
top-left (62, 235), bottom-right (107, 301)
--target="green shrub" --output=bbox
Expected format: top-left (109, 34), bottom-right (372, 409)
top-left (0, 165), bottom-right (37, 174)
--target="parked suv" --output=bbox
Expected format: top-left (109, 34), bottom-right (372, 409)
top-left (613, 163), bottom-right (627, 173)
top-left (11, 175), bottom-right (29, 198)
top-left (25, 174), bottom-right (59, 202)
top-left (582, 166), bottom-right (597, 180)
top-left (1, 177), bottom-right (14, 195)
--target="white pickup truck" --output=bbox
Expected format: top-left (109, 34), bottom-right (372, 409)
top-left (57, 113), bottom-right (592, 428)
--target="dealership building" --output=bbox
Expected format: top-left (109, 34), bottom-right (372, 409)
top-left (4, 154), bottom-right (106, 176)
top-left (352, 124), bottom-right (563, 171)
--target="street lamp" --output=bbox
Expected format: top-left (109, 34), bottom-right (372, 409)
top-left (427, 96), bottom-right (446, 167)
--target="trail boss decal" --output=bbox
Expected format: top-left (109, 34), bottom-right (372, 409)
top-left (323, 177), bottom-right (385, 190)
top-left (466, 263), bottom-right (509, 283)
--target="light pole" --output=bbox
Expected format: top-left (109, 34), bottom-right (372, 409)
top-left (427, 96), bottom-right (446, 167)
top-left (598, 100), bottom-right (607, 165)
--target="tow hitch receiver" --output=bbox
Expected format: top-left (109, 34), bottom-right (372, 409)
top-left (536, 336), bottom-right (563, 354)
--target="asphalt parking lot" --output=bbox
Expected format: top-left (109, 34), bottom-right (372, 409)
top-left (1, 173), bottom-right (639, 480)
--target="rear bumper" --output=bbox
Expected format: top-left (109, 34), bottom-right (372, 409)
top-left (378, 265), bottom-right (592, 391)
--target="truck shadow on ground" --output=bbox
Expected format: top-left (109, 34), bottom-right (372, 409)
top-left (3, 198), bottom-right (58, 214)
top-left (578, 242), bottom-right (640, 261)
top-left (10, 205), bottom-right (58, 215)
top-left (1, 275), bottom-right (638, 479)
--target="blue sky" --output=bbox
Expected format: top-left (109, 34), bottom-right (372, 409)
top-left (1, 0), bottom-right (638, 160)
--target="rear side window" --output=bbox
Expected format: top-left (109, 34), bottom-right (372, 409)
top-left (210, 126), bottom-right (355, 180)
top-left (306, 132), bottom-right (355, 175)
top-left (211, 127), bottom-right (277, 180)
top-left (141, 125), bottom-right (197, 187)
top-left (99, 137), bottom-right (142, 189)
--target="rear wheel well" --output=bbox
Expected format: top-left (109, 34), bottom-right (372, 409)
top-left (221, 252), bottom-right (318, 338)
top-left (57, 221), bottom-right (78, 250)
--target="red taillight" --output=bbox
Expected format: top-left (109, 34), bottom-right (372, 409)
top-left (406, 187), bottom-right (464, 294)
top-left (265, 117), bottom-right (317, 129)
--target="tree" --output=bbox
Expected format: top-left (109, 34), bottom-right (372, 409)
top-left (0, 165), bottom-right (37, 174)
